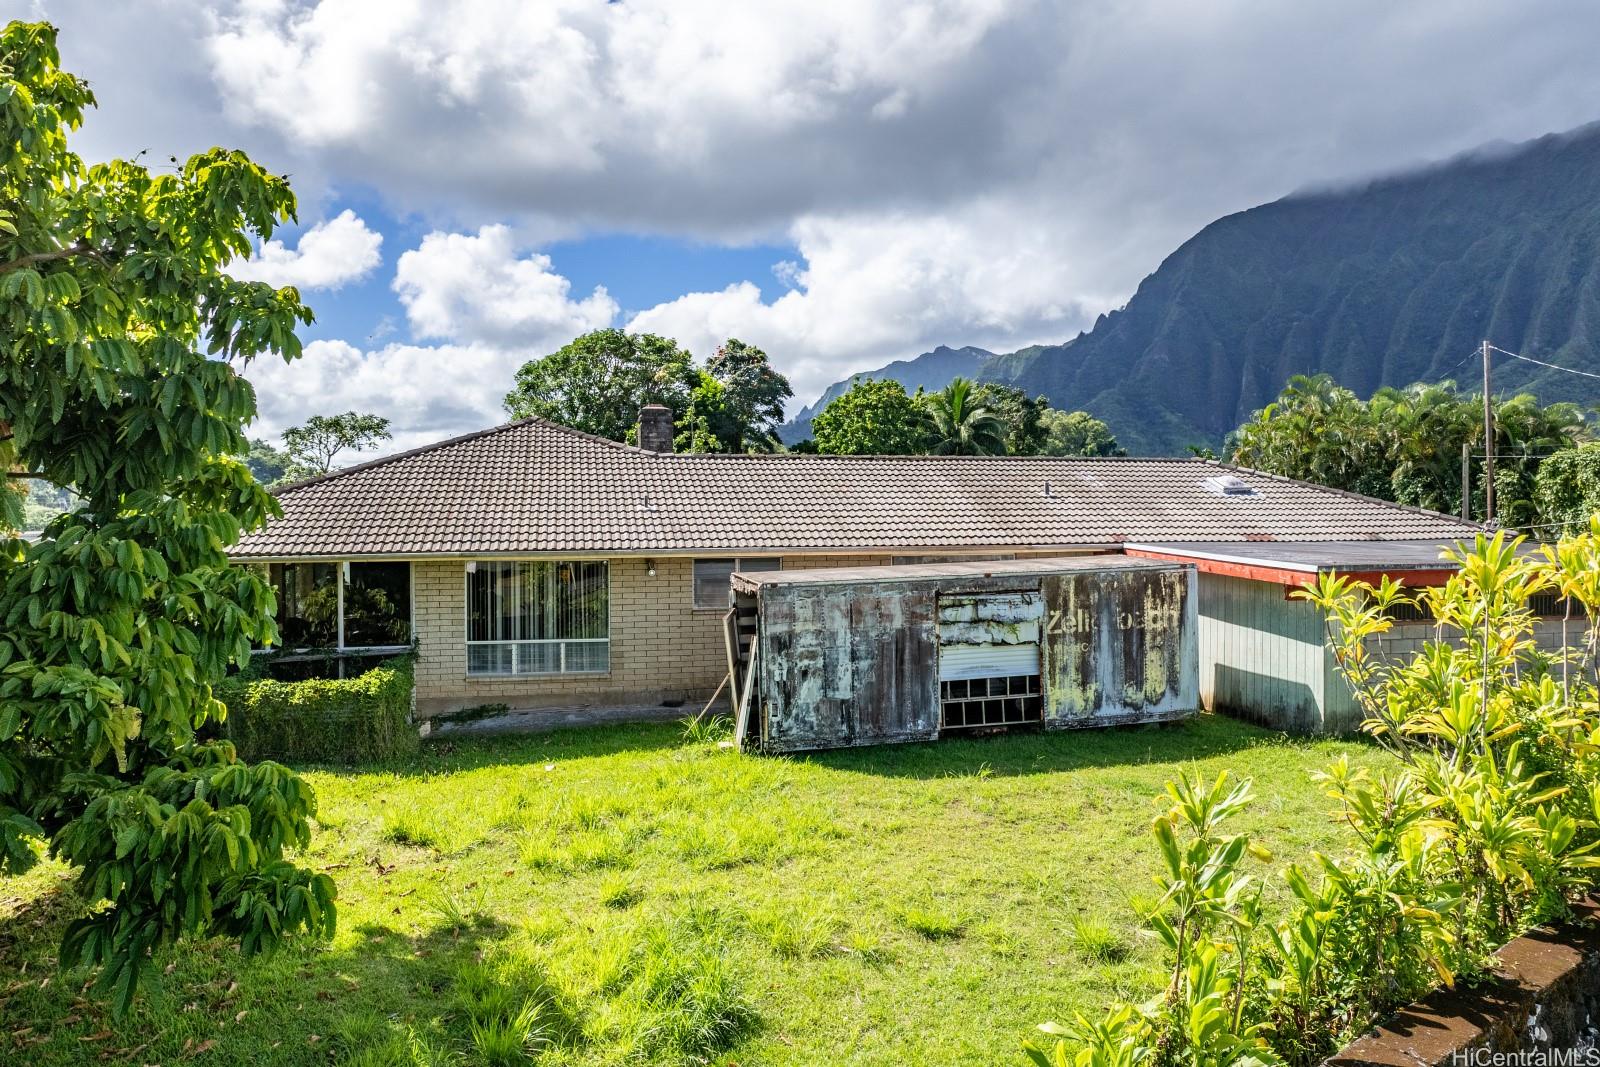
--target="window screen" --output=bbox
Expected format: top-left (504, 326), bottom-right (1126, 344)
top-left (693, 557), bottom-right (781, 608)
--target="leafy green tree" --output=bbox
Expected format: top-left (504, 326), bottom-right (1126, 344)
top-left (674, 372), bottom-right (736, 453)
top-left (282, 410), bottom-right (391, 477)
top-left (0, 21), bottom-right (333, 1013)
top-left (973, 383), bottom-right (1050, 455)
top-left (240, 437), bottom-right (290, 485)
top-left (1229, 373), bottom-right (1587, 526)
top-left (503, 328), bottom-right (698, 443)
top-left (703, 338), bottom-right (792, 451)
top-left (1229, 374), bottom-right (1386, 494)
top-left (1040, 409), bottom-right (1126, 457)
top-left (1491, 393), bottom-right (1587, 529)
top-left (923, 377), bottom-right (1006, 456)
top-left (1534, 444), bottom-right (1600, 535)
top-left (811, 377), bottom-right (930, 455)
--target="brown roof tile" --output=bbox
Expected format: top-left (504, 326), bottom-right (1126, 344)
top-left (231, 417), bottom-right (1480, 558)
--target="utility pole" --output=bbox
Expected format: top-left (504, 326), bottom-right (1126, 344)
top-left (1460, 440), bottom-right (1471, 521)
top-left (1481, 339), bottom-right (1495, 527)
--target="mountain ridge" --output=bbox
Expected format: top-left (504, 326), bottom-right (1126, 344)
top-left (785, 122), bottom-right (1600, 454)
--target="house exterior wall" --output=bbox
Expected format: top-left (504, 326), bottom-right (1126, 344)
top-left (412, 553), bottom-right (896, 717)
top-left (1199, 572), bottom-right (1591, 735)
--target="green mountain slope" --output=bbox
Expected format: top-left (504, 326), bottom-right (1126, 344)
top-left (998, 123), bottom-right (1600, 454)
top-left (778, 345), bottom-right (994, 443)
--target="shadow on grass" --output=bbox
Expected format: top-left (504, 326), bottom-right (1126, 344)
top-left (294, 719), bottom-right (690, 779)
top-left (801, 712), bottom-right (1352, 780)
top-left (295, 711), bottom-right (1366, 787)
top-left (0, 876), bottom-right (517, 1065)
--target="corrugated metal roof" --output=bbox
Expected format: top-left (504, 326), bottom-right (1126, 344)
top-left (1122, 539), bottom-right (1475, 573)
top-left (232, 417), bottom-right (1482, 559)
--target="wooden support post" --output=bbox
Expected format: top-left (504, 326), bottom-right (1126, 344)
top-left (733, 645), bottom-right (759, 750)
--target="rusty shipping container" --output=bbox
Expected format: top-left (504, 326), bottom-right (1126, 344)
top-left (727, 556), bottom-right (1198, 753)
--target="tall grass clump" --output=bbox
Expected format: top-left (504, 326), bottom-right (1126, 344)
top-left (620, 909), bottom-right (758, 1060)
top-left (1069, 917), bottom-right (1128, 964)
top-left (453, 956), bottom-right (579, 1063)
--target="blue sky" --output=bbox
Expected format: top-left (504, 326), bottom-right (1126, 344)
top-left (292, 187), bottom-right (797, 348)
top-left (30, 0), bottom-right (1600, 453)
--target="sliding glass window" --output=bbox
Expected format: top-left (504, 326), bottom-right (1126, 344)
top-left (343, 562), bottom-right (413, 647)
top-left (261, 561), bottom-right (412, 650)
top-left (466, 561), bottom-right (609, 676)
top-left (268, 562), bottom-right (339, 647)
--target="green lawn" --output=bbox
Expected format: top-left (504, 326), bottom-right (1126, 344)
top-left (0, 715), bottom-right (1388, 1066)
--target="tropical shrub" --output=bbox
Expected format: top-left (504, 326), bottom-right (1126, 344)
top-left (217, 658), bottom-right (417, 764)
top-left (1534, 444), bottom-right (1600, 537)
top-left (1028, 527), bottom-right (1600, 1066)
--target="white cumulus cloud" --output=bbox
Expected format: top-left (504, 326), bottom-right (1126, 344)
top-left (38, 0), bottom-right (1600, 437)
top-left (244, 224), bottom-right (621, 447)
top-left (229, 209), bottom-right (382, 290)
top-left (629, 207), bottom-right (1088, 406)
top-left (245, 337), bottom-right (528, 454)
top-left (393, 225), bottom-right (618, 347)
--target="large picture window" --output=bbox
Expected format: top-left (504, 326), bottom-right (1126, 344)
top-left (263, 561), bottom-right (413, 651)
top-left (467, 560), bottom-right (609, 676)
top-left (692, 557), bottom-right (781, 609)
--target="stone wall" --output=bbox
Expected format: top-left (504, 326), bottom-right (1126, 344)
top-left (1327, 899), bottom-right (1600, 1065)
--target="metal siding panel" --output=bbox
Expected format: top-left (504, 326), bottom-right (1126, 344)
top-left (937, 643), bottom-right (1040, 681)
top-left (1040, 566), bottom-right (1197, 727)
top-left (1194, 573), bottom-right (1334, 734)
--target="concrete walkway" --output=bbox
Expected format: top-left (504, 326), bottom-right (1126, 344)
top-left (424, 700), bottom-right (730, 737)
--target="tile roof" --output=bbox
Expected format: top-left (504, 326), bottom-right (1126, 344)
top-left (231, 417), bottom-right (1481, 559)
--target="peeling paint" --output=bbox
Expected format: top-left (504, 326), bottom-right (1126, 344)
top-left (1039, 568), bottom-right (1196, 726)
top-left (739, 560), bottom-right (1198, 753)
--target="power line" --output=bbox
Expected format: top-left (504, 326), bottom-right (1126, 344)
top-left (1468, 451), bottom-right (1583, 458)
top-left (1487, 344), bottom-right (1600, 382)
top-left (1437, 347), bottom-right (1482, 379)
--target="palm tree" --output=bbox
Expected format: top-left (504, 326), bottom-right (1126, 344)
top-left (925, 378), bottom-right (1007, 456)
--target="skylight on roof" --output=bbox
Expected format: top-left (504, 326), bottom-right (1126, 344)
top-left (1203, 475), bottom-right (1258, 497)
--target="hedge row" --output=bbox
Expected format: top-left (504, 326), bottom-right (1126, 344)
top-left (217, 657), bottom-right (418, 764)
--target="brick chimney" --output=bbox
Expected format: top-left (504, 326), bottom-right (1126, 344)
top-left (637, 404), bottom-right (674, 452)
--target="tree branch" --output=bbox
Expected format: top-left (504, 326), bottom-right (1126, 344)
top-left (0, 239), bottom-right (98, 276)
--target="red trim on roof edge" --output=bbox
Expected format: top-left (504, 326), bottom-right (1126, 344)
top-left (1123, 548), bottom-right (1457, 588)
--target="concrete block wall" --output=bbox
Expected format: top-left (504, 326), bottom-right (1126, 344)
top-left (1360, 617), bottom-right (1585, 663)
top-left (412, 553), bottom-right (897, 717)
